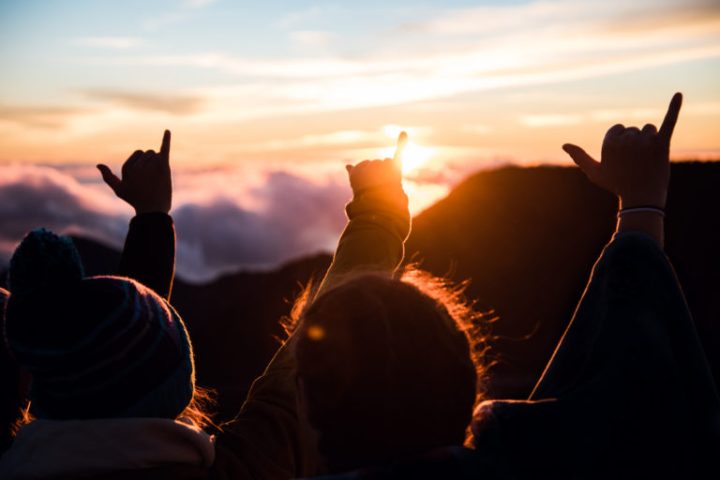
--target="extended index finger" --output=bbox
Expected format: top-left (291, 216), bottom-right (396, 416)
top-left (392, 131), bottom-right (408, 171)
top-left (658, 92), bottom-right (682, 144)
top-left (160, 129), bottom-right (171, 162)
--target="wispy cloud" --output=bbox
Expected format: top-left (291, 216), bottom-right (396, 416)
top-left (275, 6), bottom-right (332, 29)
top-left (240, 130), bottom-right (378, 153)
top-left (2, 0), bottom-right (718, 171)
top-left (0, 105), bottom-right (90, 128)
top-left (143, 0), bottom-right (219, 31)
top-left (80, 89), bottom-right (205, 115)
top-left (519, 114), bottom-right (583, 128)
top-left (289, 30), bottom-right (336, 49)
top-left (400, 0), bottom-right (719, 38)
top-left (72, 36), bottom-right (143, 49)
top-left (80, 0), bottom-right (719, 119)
top-left (521, 101), bottom-right (720, 128)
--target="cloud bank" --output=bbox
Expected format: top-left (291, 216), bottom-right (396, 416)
top-left (0, 165), bottom-right (349, 283)
top-left (172, 171), bottom-right (348, 281)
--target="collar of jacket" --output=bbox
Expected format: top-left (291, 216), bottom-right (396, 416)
top-left (0, 416), bottom-right (215, 479)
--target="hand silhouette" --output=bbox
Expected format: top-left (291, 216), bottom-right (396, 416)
top-left (97, 130), bottom-right (173, 215)
top-left (346, 131), bottom-right (408, 193)
top-left (563, 93), bottom-right (682, 209)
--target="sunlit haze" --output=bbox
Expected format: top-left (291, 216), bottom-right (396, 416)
top-left (1, 0), bottom-right (719, 280)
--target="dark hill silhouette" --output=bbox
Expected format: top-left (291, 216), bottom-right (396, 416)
top-left (2, 162), bottom-right (718, 421)
top-left (407, 162), bottom-right (720, 398)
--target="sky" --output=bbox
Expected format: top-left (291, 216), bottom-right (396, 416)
top-left (1, 0), bottom-right (719, 281)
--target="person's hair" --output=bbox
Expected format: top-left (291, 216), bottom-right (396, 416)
top-left (292, 267), bottom-right (488, 473)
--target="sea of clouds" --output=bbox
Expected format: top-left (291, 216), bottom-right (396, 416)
top-left (0, 164), bottom-right (349, 282)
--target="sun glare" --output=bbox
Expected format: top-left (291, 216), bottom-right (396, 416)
top-left (401, 142), bottom-right (435, 175)
top-left (380, 125), bottom-right (435, 175)
top-left (378, 142), bottom-right (435, 175)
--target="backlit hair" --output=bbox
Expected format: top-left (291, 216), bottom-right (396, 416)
top-left (291, 267), bottom-right (490, 472)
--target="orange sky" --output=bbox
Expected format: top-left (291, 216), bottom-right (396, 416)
top-left (2, 1), bottom-right (718, 174)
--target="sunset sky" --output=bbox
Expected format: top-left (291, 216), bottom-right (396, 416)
top-left (1, 0), bottom-right (719, 280)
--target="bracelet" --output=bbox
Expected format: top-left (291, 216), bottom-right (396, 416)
top-left (618, 206), bottom-right (665, 217)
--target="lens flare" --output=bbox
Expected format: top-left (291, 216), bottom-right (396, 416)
top-left (306, 325), bottom-right (326, 341)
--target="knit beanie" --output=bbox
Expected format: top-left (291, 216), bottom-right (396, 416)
top-left (3, 229), bottom-right (195, 420)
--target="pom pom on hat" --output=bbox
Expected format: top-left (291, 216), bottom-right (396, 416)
top-left (8, 228), bottom-right (84, 296)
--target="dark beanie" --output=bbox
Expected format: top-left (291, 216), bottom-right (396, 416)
top-left (3, 229), bottom-right (195, 420)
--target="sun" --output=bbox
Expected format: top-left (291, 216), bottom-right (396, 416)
top-left (399, 142), bottom-right (435, 175)
top-left (380, 125), bottom-right (435, 175)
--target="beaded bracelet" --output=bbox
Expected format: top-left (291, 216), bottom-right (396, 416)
top-left (618, 206), bottom-right (665, 217)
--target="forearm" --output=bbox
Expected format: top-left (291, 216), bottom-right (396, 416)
top-left (531, 231), bottom-right (676, 399)
top-left (118, 212), bottom-right (176, 300)
top-left (315, 185), bottom-right (410, 297)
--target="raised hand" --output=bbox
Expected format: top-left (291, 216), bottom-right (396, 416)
top-left (563, 93), bottom-right (682, 209)
top-left (97, 130), bottom-right (173, 215)
top-left (346, 131), bottom-right (408, 193)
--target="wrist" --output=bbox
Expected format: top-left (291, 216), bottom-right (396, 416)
top-left (615, 211), bottom-right (664, 248)
top-left (617, 206), bottom-right (665, 218)
top-left (619, 194), bottom-right (667, 210)
top-left (352, 181), bottom-right (404, 198)
top-left (134, 206), bottom-right (171, 215)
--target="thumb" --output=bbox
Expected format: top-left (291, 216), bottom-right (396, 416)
top-left (392, 131), bottom-right (408, 172)
top-left (97, 164), bottom-right (122, 194)
top-left (562, 144), bottom-right (600, 179)
top-left (160, 129), bottom-right (171, 165)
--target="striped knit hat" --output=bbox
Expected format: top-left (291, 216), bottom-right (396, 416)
top-left (3, 229), bottom-right (195, 420)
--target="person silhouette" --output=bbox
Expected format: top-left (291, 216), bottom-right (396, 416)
top-left (289, 133), bottom-right (486, 475)
top-left (0, 131), bottom-right (181, 458)
top-left (472, 93), bottom-right (720, 478)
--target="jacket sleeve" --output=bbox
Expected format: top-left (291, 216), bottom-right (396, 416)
top-left (529, 232), bottom-right (717, 404)
top-left (118, 213), bottom-right (176, 301)
top-left (315, 183), bottom-right (410, 297)
top-left (211, 184), bottom-right (410, 479)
